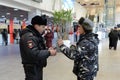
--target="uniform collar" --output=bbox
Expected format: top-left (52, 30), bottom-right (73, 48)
top-left (27, 25), bottom-right (42, 38)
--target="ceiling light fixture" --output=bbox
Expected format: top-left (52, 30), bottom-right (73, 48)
top-left (14, 8), bottom-right (19, 11)
top-left (6, 13), bottom-right (10, 15)
top-left (20, 15), bottom-right (24, 17)
top-left (2, 15), bottom-right (5, 17)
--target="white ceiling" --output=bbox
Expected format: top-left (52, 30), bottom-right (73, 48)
top-left (76, 0), bottom-right (104, 8)
top-left (0, 0), bottom-right (33, 11)
top-left (76, 0), bottom-right (120, 8)
top-left (76, 0), bottom-right (120, 15)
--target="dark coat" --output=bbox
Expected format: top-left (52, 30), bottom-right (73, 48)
top-left (59, 33), bottom-right (99, 79)
top-left (44, 30), bottom-right (53, 48)
top-left (1, 30), bottom-right (8, 41)
top-left (118, 30), bottom-right (120, 40)
top-left (19, 25), bottom-right (50, 67)
top-left (108, 30), bottom-right (119, 48)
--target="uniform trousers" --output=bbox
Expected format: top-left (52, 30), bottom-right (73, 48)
top-left (23, 64), bottom-right (43, 80)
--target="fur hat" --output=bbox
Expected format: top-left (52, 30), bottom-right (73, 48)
top-left (78, 17), bottom-right (94, 33)
top-left (31, 15), bottom-right (47, 26)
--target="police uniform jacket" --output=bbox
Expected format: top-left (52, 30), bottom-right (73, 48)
top-left (59, 33), bottom-right (99, 78)
top-left (19, 25), bottom-right (50, 67)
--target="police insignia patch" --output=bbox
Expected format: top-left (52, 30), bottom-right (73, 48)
top-left (27, 41), bottom-right (33, 48)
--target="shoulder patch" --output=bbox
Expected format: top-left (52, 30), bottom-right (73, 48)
top-left (27, 40), bottom-right (34, 48)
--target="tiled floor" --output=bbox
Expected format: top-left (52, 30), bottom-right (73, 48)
top-left (0, 39), bottom-right (120, 80)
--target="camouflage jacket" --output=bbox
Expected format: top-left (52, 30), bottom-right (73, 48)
top-left (59, 33), bottom-right (99, 78)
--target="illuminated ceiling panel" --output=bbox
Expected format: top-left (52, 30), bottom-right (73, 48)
top-left (76, 0), bottom-right (120, 8)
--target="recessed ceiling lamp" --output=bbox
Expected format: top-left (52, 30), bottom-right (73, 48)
top-left (6, 13), bottom-right (10, 15)
top-left (2, 15), bottom-right (5, 17)
top-left (20, 15), bottom-right (24, 17)
top-left (14, 8), bottom-right (19, 11)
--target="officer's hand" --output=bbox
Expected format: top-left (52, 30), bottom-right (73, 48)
top-left (57, 39), bottom-right (63, 47)
top-left (48, 47), bottom-right (57, 56)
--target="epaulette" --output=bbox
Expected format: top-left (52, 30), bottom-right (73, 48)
top-left (28, 33), bottom-right (34, 37)
top-left (21, 33), bottom-right (33, 40)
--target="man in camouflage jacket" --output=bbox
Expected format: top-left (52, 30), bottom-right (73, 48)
top-left (58, 17), bottom-right (99, 80)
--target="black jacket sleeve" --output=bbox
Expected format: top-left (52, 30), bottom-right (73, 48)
top-left (21, 33), bottom-right (50, 60)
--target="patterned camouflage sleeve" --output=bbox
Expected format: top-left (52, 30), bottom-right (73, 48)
top-left (59, 44), bottom-right (79, 60)
top-left (59, 39), bottom-right (96, 61)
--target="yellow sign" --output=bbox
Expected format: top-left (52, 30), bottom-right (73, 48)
top-left (0, 23), bottom-right (7, 29)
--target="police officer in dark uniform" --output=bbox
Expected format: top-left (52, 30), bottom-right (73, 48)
top-left (19, 15), bottom-right (56, 80)
top-left (58, 17), bottom-right (99, 80)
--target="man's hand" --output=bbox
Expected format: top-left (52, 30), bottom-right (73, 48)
top-left (48, 47), bottom-right (57, 56)
top-left (57, 39), bottom-right (63, 47)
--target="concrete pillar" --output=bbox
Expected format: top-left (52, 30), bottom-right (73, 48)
top-left (104, 0), bottom-right (116, 27)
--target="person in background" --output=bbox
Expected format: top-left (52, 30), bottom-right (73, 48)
top-left (14, 29), bottom-right (20, 44)
top-left (108, 27), bottom-right (119, 50)
top-left (76, 27), bottom-right (81, 41)
top-left (43, 27), bottom-right (54, 48)
top-left (69, 28), bottom-right (74, 44)
top-left (52, 29), bottom-right (58, 48)
top-left (108, 28), bottom-right (114, 49)
top-left (58, 17), bottom-right (99, 80)
top-left (1, 29), bottom-right (8, 46)
top-left (19, 15), bottom-right (56, 80)
top-left (74, 26), bottom-right (80, 42)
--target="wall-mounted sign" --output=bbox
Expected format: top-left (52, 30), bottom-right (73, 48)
top-left (0, 23), bottom-right (7, 29)
top-left (14, 24), bottom-right (21, 29)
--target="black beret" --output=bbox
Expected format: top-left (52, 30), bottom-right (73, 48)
top-left (31, 15), bottom-right (47, 26)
